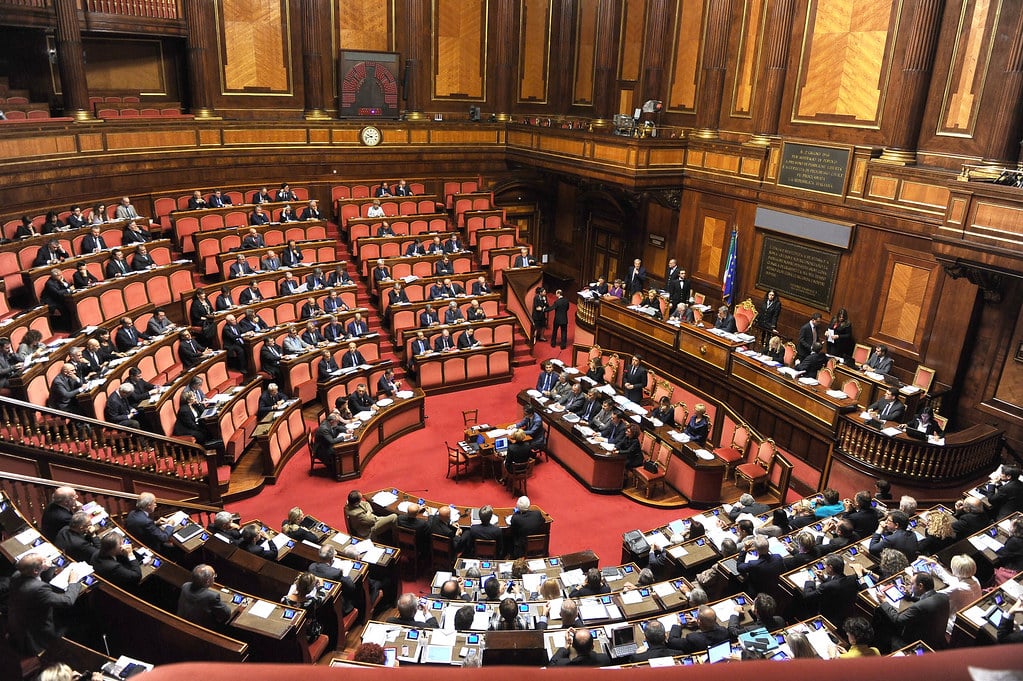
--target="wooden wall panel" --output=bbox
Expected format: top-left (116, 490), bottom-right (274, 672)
top-left (81, 38), bottom-right (167, 94)
top-left (792, 0), bottom-right (897, 126)
top-left (696, 212), bottom-right (727, 284)
top-left (730, 0), bottom-right (765, 117)
top-left (993, 308), bottom-right (1023, 406)
top-left (878, 261), bottom-right (929, 343)
top-left (936, 0), bottom-right (998, 137)
top-left (518, 0), bottom-right (552, 103)
top-left (219, 0), bottom-right (291, 92)
top-left (572, 0), bottom-right (598, 105)
top-left (433, 0), bottom-right (487, 99)
top-left (666, 0), bottom-right (705, 112)
top-left (337, 0), bottom-right (392, 51)
top-left (618, 0), bottom-right (647, 82)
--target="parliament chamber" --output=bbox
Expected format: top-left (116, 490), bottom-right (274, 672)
top-left (0, 0), bottom-right (1022, 676)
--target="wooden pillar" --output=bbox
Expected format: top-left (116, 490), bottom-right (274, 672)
top-left (983, 6), bottom-right (1023, 166)
top-left (590, 0), bottom-right (622, 129)
top-left (639, 0), bottom-right (674, 103)
top-left (492, 0), bottom-right (516, 121)
top-left (879, 0), bottom-right (945, 164)
top-left (403, 0), bottom-right (429, 120)
top-left (184, 0), bottom-right (218, 119)
top-left (301, 0), bottom-right (330, 120)
top-left (693, 0), bottom-right (730, 139)
top-left (53, 0), bottom-right (93, 121)
top-left (749, 0), bottom-right (797, 144)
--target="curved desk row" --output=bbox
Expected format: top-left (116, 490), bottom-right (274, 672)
top-left (71, 262), bottom-right (193, 331)
top-left (316, 389), bottom-right (427, 481)
top-left (214, 239), bottom-right (338, 280)
top-left (380, 271), bottom-right (484, 316)
top-left (344, 212), bottom-right (449, 244)
top-left (415, 342), bottom-right (512, 394)
top-left (195, 220), bottom-right (328, 275)
top-left (354, 231), bottom-right (459, 269)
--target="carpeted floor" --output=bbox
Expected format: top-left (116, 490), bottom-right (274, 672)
top-left (230, 351), bottom-right (697, 571)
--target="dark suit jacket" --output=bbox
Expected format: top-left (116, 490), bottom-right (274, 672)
top-left (230, 262), bottom-right (255, 278)
top-left (420, 310), bottom-right (440, 327)
top-left (81, 234), bottom-right (108, 253)
top-left (736, 551), bottom-right (786, 595)
top-left (457, 332), bottom-right (479, 349)
top-left (341, 350), bottom-right (366, 368)
top-left (41, 503), bottom-right (74, 539)
top-left (880, 589), bottom-right (949, 649)
top-left (125, 508), bottom-right (173, 550)
top-left (988, 479), bottom-right (1023, 519)
top-left (795, 351), bottom-right (827, 378)
top-left (48, 373), bottom-right (81, 411)
top-left (459, 521), bottom-right (504, 558)
top-left (397, 513), bottom-right (431, 553)
top-left (628, 644), bottom-right (676, 662)
top-left (348, 391), bottom-right (374, 414)
top-left (868, 528), bottom-right (919, 559)
top-left (952, 510), bottom-right (990, 539)
top-left (667, 624), bottom-right (730, 653)
top-left (91, 553), bottom-right (142, 590)
top-left (54, 526), bottom-right (100, 562)
top-left (622, 364), bottom-right (648, 403)
top-left (177, 582), bottom-right (232, 629)
top-left (104, 391), bottom-right (136, 426)
top-left (8, 574), bottom-right (84, 654)
top-left (387, 614), bottom-right (439, 629)
top-left (115, 325), bottom-right (146, 352)
top-left (509, 509), bottom-right (545, 557)
top-left (843, 507), bottom-right (882, 538)
top-left (180, 339), bottom-right (207, 369)
top-left (549, 648), bottom-right (611, 666)
top-left (317, 357), bottom-right (340, 381)
top-left (868, 397), bottom-right (905, 422)
top-left (797, 321), bottom-right (818, 359)
top-left (106, 258), bottom-right (130, 278)
top-left (551, 297), bottom-right (570, 324)
top-left (281, 248), bottom-right (303, 267)
top-left (472, 282), bottom-right (492, 295)
top-left (802, 573), bottom-right (860, 626)
top-left (131, 253), bottom-right (155, 271)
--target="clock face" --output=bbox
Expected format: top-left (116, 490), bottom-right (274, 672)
top-left (360, 126), bottom-right (382, 146)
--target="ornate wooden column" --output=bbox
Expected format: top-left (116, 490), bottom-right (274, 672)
top-left (491, 0), bottom-right (515, 121)
top-left (878, 0), bottom-right (944, 164)
top-left (749, 0), bottom-right (797, 144)
top-left (693, 0), bottom-right (730, 139)
top-left (590, 0), bottom-right (622, 129)
top-left (183, 0), bottom-right (218, 119)
top-left (403, 0), bottom-right (429, 120)
top-left (639, 0), bottom-right (674, 103)
top-left (53, 0), bottom-right (93, 121)
top-left (301, 0), bottom-right (331, 120)
top-left (983, 7), bottom-right (1023, 166)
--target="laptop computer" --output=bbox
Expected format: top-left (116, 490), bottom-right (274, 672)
top-left (493, 437), bottom-right (509, 453)
top-left (609, 625), bottom-right (637, 658)
top-left (904, 427), bottom-right (929, 441)
top-left (864, 417), bottom-right (885, 430)
top-left (300, 515), bottom-right (317, 529)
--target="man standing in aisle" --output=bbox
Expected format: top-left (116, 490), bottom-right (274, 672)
top-left (550, 289), bottom-right (570, 350)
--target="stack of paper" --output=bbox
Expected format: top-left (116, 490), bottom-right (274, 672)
top-left (371, 490), bottom-right (398, 506)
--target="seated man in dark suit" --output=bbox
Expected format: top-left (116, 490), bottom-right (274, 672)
top-left (105, 249), bottom-right (131, 278)
top-left (458, 505), bottom-right (504, 558)
top-left (7, 553), bottom-right (86, 655)
top-left (509, 495), bottom-right (545, 558)
top-left (841, 490), bottom-right (883, 538)
top-left (727, 593), bottom-right (786, 638)
top-left (668, 605), bottom-right (730, 653)
top-left (419, 304), bottom-right (441, 327)
top-left (308, 544), bottom-right (368, 615)
top-left (627, 620), bottom-right (673, 662)
top-left (727, 493), bottom-right (770, 521)
top-left (347, 383), bottom-right (376, 416)
top-left (207, 511), bottom-right (243, 543)
top-left (90, 532), bottom-right (142, 591)
top-left (177, 563), bottom-right (233, 630)
top-left (328, 264), bottom-right (352, 285)
top-left (860, 344), bottom-right (894, 375)
top-left (187, 190), bottom-right (208, 210)
top-left (737, 536), bottom-right (786, 596)
top-left (456, 327), bottom-right (480, 349)
top-left (984, 465), bottom-right (1023, 520)
top-left (259, 339), bottom-right (285, 383)
top-left (878, 571), bottom-right (949, 650)
top-left (794, 342), bottom-right (828, 379)
top-left (867, 388), bottom-right (905, 423)
top-left (951, 496), bottom-right (990, 539)
top-left (41, 486), bottom-right (81, 539)
top-left (241, 227), bottom-right (265, 250)
top-left (237, 523), bottom-right (278, 561)
top-left (387, 592), bottom-right (439, 628)
top-left (800, 554), bottom-right (860, 627)
top-left (256, 383), bottom-right (289, 419)
top-left (250, 205), bottom-right (270, 225)
top-left (54, 511), bottom-right (100, 563)
top-left (429, 505), bottom-right (462, 547)
top-left (229, 254), bottom-right (255, 279)
top-left (125, 492), bottom-right (174, 551)
top-left (221, 315), bottom-right (247, 371)
top-left (868, 509), bottom-right (919, 559)
top-left (549, 628), bottom-right (611, 666)
top-left (396, 502), bottom-right (431, 554)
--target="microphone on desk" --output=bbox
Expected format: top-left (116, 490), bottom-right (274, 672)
top-left (405, 488), bottom-right (429, 493)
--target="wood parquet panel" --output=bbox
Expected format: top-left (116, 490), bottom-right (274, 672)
top-left (939, 0), bottom-right (995, 136)
top-left (433, 0), bottom-right (486, 99)
top-left (793, 0), bottom-right (894, 125)
top-left (518, 0), bottom-right (551, 102)
top-left (666, 0), bottom-right (705, 112)
top-left (697, 214), bottom-right (726, 283)
top-left (338, 0), bottom-right (391, 52)
top-left (619, 0), bottom-right (647, 82)
top-left (221, 0), bottom-right (291, 92)
top-left (573, 0), bottom-right (597, 105)
top-left (730, 0), bottom-right (765, 116)
top-left (880, 261), bottom-right (928, 343)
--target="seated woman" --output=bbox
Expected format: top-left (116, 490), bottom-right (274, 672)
top-left (607, 279), bottom-right (625, 299)
top-left (641, 289), bottom-right (663, 319)
top-left (683, 403), bottom-right (710, 446)
top-left (904, 407), bottom-right (944, 437)
top-left (584, 357), bottom-right (605, 384)
top-left (172, 391), bottom-right (209, 445)
top-left (649, 395), bottom-right (676, 427)
top-left (281, 507), bottom-right (320, 544)
top-left (617, 423), bottom-right (643, 470)
top-left (917, 508), bottom-right (956, 555)
top-left (281, 572), bottom-right (326, 642)
top-left (766, 335), bottom-right (785, 364)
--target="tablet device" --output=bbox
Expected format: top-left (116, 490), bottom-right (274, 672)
top-left (282, 608), bottom-right (297, 620)
top-left (467, 634), bottom-right (480, 645)
top-left (232, 594), bottom-right (244, 605)
top-left (707, 640), bottom-right (731, 663)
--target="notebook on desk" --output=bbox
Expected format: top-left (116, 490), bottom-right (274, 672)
top-left (173, 523), bottom-right (203, 542)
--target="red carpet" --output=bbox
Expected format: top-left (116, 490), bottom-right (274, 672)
top-left (230, 349), bottom-right (696, 571)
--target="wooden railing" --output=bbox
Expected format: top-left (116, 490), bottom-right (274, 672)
top-left (0, 395), bottom-right (220, 503)
top-left (85, 0), bottom-right (181, 19)
top-left (835, 415), bottom-right (1002, 485)
top-left (0, 470), bottom-right (222, 531)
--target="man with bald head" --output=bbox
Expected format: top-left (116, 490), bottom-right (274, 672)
top-left (536, 597), bottom-right (581, 630)
top-left (667, 605), bottom-right (730, 652)
top-left (47, 363), bottom-right (84, 414)
top-left (549, 627), bottom-right (611, 666)
top-left (177, 564), bottom-right (233, 630)
top-left (8, 553), bottom-right (86, 654)
top-left (429, 504), bottom-right (463, 547)
top-left (41, 486), bottom-right (81, 539)
top-left (396, 502), bottom-right (430, 553)
top-left (388, 592), bottom-right (439, 628)
top-left (54, 511), bottom-right (99, 562)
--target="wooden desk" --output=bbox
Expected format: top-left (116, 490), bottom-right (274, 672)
top-left (215, 239), bottom-right (338, 279)
top-left (415, 342), bottom-right (512, 394)
top-left (69, 262), bottom-right (194, 331)
top-left (344, 212), bottom-right (448, 243)
top-left (314, 389), bottom-right (426, 481)
top-left (676, 322), bottom-right (748, 374)
top-left (353, 231), bottom-right (459, 268)
top-left (731, 353), bottom-right (860, 428)
top-left (389, 294), bottom-right (501, 342)
top-left (517, 390), bottom-right (628, 493)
